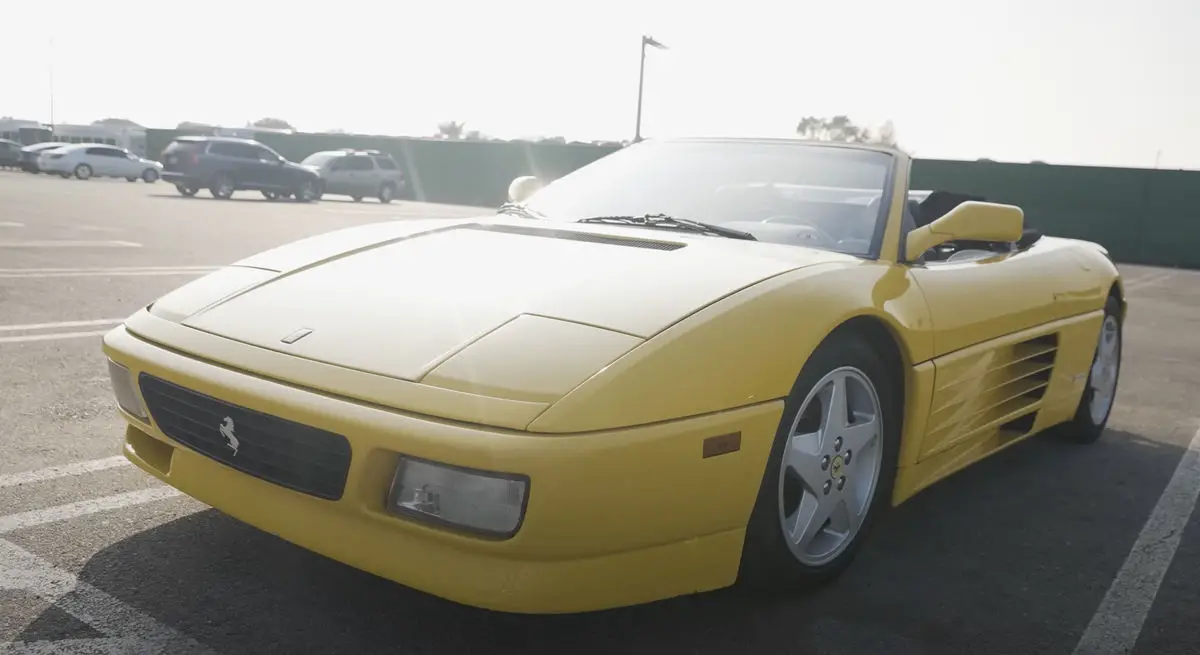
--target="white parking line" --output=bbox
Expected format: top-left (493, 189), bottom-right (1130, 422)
top-left (0, 456), bottom-right (130, 489)
top-left (1124, 270), bottom-right (1177, 292)
top-left (0, 319), bottom-right (123, 333)
top-left (0, 487), bottom-right (183, 535)
top-left (1073, 424), bottom-right (1200, 654)
top-left (0, 240), bottom-right (142, 248)
top-left (0, 330), bottom-right (111, 345)
top-left (0, 222), bottom-right (23, 228)
top-left (0, 539), bottom-right (216, 654)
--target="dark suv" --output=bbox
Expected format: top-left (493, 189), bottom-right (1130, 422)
top-left (160, 136), bottom-right (321, 202)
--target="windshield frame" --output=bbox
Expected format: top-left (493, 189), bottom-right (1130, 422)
top-left (516, 138), bottom-right (901, 261)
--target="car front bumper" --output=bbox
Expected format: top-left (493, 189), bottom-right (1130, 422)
top-left (102, 324), bottom-right (783, 614)
top-left (37, 156), bottom-right (76, 173)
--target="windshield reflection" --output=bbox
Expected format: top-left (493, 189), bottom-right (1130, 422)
top-left (519, 139), bottom-right (895, 257)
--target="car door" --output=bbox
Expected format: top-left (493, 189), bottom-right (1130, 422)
top-left (251, 145), bottom-right (292, 190)
top-left (323, 156), bottom-right (353, 195)
top-left (906, 240), bottom-right (1099, 461)
top-left (209, 142), bottom-right (270, 189)
top-left (343, 155), bottom-right (377, 196)
top-left (79, 147), bottom-right (111, 175)
top-left (115, 148), bottom-right (143, 178)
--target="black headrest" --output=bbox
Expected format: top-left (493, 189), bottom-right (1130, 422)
top-left (918, 191), bottom-right (987, 225)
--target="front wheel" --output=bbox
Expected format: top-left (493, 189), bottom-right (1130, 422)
top-left (739, 332), bottom-right (901, 590)
top-left (210, 173), bottom-right (235, 199)
top-left (292, 178), bottom-right (318, 203)
top-left (142, 169), bottom-right (159, 183)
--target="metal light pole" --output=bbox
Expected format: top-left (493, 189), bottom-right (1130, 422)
top-left (634, 35), bottom-right (667, 143)
top-left (48, 36), bottom-right (56, 131)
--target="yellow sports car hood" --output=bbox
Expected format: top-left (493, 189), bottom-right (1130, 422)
top-left (155, 217), bottom-right (850, 385)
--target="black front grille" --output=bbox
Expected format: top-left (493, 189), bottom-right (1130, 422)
top-left (138, 374), bottom-right (352, 501)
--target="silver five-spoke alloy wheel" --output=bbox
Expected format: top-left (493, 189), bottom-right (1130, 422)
top-left (1088, 314), bottom-right (1121, 424)
top-left (778, 366), bottom-right (884, 567)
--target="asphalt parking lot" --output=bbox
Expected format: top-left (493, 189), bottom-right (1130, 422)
top-left (1, 170), bottom-right (1199, 655)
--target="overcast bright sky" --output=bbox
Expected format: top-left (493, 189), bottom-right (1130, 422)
top-left (5, 0), bottom-right (1198, 169)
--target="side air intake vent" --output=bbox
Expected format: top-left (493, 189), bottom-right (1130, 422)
top-left (923, 331), bottom-right (1061, 457)
top-left (464, 223), bottom-right (685, 251)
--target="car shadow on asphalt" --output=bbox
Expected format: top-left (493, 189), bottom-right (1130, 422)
top-left (145, 195), bottom-right (403, 205)
top-left (14, 428), bottom-right (1186, 655)
top-left (146, 195), bottom-right (299, 204)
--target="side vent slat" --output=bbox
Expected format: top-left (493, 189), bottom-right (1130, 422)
top-left (465, 224), bottom-right (685, 251)
top-left (925, 331), bottom-right (1060, 457)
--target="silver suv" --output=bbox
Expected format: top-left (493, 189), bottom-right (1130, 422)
top-left (300, 149), bottom-right (407, 203)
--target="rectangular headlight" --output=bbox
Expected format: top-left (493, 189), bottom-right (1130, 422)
top-left (106, 358), bottom-right (148, 421)
top-left (386, 457), bottom-right (529, 539)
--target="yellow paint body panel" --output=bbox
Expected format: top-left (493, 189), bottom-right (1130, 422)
top-left (102, 143), bottom-right (1126, 612)
top-left (105, 325), bottom-right (781, 614)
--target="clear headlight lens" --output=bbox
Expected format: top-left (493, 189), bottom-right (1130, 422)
top-left (386, 457), bottom-right (528, 539)
top-left (107, 358), bottom-right (148, 421)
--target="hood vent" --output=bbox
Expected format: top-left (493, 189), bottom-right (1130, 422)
top-left (464, 223), bottom-right (685, 251)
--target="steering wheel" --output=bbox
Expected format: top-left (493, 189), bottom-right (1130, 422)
top-left (761, 216), bottom-right (839, 247)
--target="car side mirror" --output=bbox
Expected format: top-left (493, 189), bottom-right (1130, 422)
top-left (904, 201), bottom-right (1024, 262)
top-left (508, 175), bottom-right (542, 203)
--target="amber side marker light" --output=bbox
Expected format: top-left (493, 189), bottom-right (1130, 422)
top-left (702, 432), bottom-right (742, 459)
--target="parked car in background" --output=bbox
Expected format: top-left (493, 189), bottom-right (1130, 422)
top-left (160, 136), bottom-right (320, 202)
top-left (300, 149), bottom-right (407, 203)
top-left (0, 139), bottom-right (21, 168)
top-left (37, 144), bottom-right (163, 182)
top-left (18, 142), bottom-right (70, 173)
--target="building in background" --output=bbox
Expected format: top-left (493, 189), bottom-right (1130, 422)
top-left (0, 119), bottom-right (147, 155)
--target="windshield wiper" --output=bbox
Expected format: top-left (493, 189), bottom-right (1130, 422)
top-left (497, 202), bottom-right (547, 220)
top-left (576, 214), bottom-right (757, 240)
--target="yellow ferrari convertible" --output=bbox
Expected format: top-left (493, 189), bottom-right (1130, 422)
top-left (102, 138), bottom-right (1125, 614)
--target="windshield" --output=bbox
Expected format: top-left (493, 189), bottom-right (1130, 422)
top-left (301, 152), bottom-right (339, 167)
top-left (519, 139), bottom-right (895, 257)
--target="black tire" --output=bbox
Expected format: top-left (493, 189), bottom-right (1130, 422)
top-left (379, 182), bottom-right (396, 204)
top-left (126, 177), bottom-right (137, 182)
top-left (262, 190), bottom-right (279, 201)
top-left (176, 184), bottom-right (198, 197)
top-left (73, 164), bottom-right (92, 180)
top-left (292, 178), bottom-right (318, 203)
top-left (210, 173), bottom-right (234, 199)
top-left (1054, 295), bottom-right (1123, 444)
top-left (739, 331), bottom-right (902, 591)
top-left (142, 169), bottom-right (159, 183)
top-left (351, 195), bottom-right (363, 202)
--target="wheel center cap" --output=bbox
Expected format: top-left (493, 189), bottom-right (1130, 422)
top-left (830, 455), bottom-right (845, 478)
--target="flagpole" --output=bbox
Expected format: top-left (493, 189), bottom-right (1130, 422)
top-left (634, 36), bottom-right (647, 143)
top-left (48, 36), bottom-right (56, 131)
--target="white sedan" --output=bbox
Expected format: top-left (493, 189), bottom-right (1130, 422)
top-left (39, 144), bottom-right (163, 182)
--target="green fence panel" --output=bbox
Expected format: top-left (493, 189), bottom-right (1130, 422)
top-left (911, 158), bottom-right (1158, 265)
top-left (526, 142), bottom-right (621, 182)
top-left (1138, 169), bottom-right (1200, 268)
top-left (406, 139), bottom-right (531, 207)
top-left (134, 131), bottom-right (1200, 269)
top-left (144, 129), bottom-right (181, 161)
